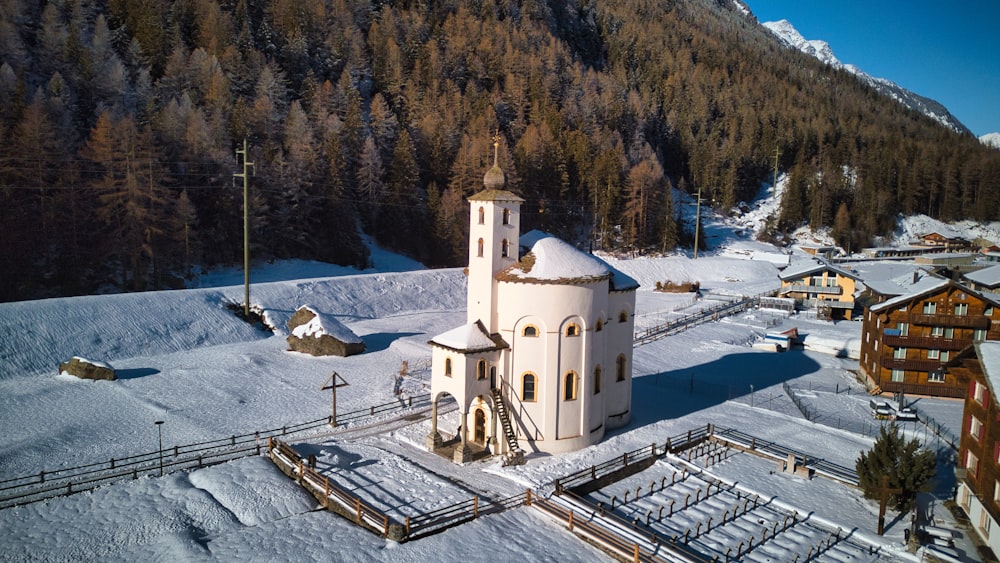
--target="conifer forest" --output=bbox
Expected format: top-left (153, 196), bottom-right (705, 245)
top-left (1, 0), bottom-right (998, 301)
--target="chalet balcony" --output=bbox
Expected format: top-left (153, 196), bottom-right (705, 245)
top-left (910, 313), bottom-right (990, 329)
top-left (781, 284), bottom-right (843, 296)
top-left (880, 380), bottom-right (965, 399)
top-left (881, 334), bottom-right (970, 351)
top-left (802, 298), bottom-right (853, 310)
top-left (880, 357), bottom-right (944, 372)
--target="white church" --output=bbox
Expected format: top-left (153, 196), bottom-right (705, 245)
top-left (426, 142), bottom-right (638, 464)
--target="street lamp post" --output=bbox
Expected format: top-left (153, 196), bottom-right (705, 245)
top-left (155, 420), bottom-right (164, 477)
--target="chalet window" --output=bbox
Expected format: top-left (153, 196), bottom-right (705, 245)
top-left (618, 310), bottom-right (629, 323)
top-left (522, 325), bottom-right (538, 337)
top-left (955, 303), bottom-right (969, 316)
top-left (563, 371), bottom-right (578, 401)
top-left (522, 373), bottom-right (537, 402)
top-left (975, 329), bottom-right (988, 342)
top-left (944, 327), bottom-right (954, 339)
top-left (975, 381), bottom-right (987, 405)
top-left (565, 323), bottom-right (580, 337)
top-left (987, 306), bottom-right (995, 317)
top-left (477, 238), bottom-right (484, 257)
top-left (900, 305), bottom-right (907, 312)
top-left (940, 351), bottom-right (950, 362)
top-left (894, 347), bottom-right (907, 359)
top-left (923, 302), bottom-right (937, 314)
top-left (928, 370), bottom-right (945, 383)
top-left (984, 512), bottom-right (994, 538)
top-left (594, 366), bottom-right (602, 395)
top-left (891, 369), bottom-right (904, 382)
top-left (502, 208), bottom-right (510, 225)
top-left (928, 349), bottom-right (940, 360)
top-left (971, 416), bottom-right (983, 442)
top-left (967, 451), bottom-right (980, 477)
top-left (995, 481), bottom-right (1000, 502)
top-left (445, 358), bottom-right (452, 377)
top-left (931, 326), bottom-right (944, 337)
top-left (616, 354), bottom-right (627, 382)
top-left (501, 239), bottom-right (510, 258)
top-left (477, 359), bottom-right (487, 380)
top-left (478, 206), bottom-right (485, 224)
top-left (899, 322), bottom-right (909, 336)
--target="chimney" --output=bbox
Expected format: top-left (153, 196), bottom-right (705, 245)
top-left (913, 271), bottom-right (919, 284)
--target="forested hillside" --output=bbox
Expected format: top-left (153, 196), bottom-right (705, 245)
top-left (1, 0), bottom-right (998, 301)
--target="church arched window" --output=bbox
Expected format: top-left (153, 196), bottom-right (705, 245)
top-left (564, 371), bottom-right (578, 401)
top-left (618, 310), bottom-right (629, 323)
top-left (594, 366), bottom-right (602, 395)
top-left (522, 373), bottom-right (537, 402)
top-left (522, 325), bottom-right (538, 337)
top-left (502, 208), bottom-right (510, 225)
top-left (501, 239), bottom-right (510, 258)
top-left (595, 319), bottom-right (603, 332)
top-left (445, 358), bottom-right (453, 377)
top-left (616, 354), bottom-right (627, 382)
top-left (477, 238), bottom-right (484, 258)
top-left (478, 206), bottom-right (485, 224)
top-left (565, 323), bottom-right (580, 337)
top-left (477, 359), bottom-right (487, 380)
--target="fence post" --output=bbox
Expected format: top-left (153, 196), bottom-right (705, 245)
top-left (526, 489), bottom-right (532, 506)
top-left (39, 471), bottom-right (44, 484)
top-left (110, 458), bottom-right (115, 469)
top-left (356, 499), bottom-right (362, 523)
top-left (568, 510), bottom-right (574, 531)
top-left (473, 496), bottom-right (479, 518)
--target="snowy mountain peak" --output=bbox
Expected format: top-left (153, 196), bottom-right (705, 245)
top-left (763, 20), bottom-right (841, 67)
top-left (981, 132), bottom-right (1000, 149)
top-left (760, 19), bottom-right (970, 135)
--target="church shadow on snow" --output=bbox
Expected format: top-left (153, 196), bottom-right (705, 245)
top-left (629, 350), bottom-right (823, 424)
top-left (361, 332), bottom-right (421, 353)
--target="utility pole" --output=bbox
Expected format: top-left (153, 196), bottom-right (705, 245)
top-left (772, 145), bottom-right (781, 198)
top-left (234, 138), bottom-right (255, 320)
top-left (693, 183), bottom-right (702, 259)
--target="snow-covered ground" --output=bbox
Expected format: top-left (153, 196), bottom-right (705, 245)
top-left (1, 197), bottom-right (994, 561)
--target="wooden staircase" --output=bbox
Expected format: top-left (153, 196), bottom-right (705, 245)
top-left (491, 387), bottom-right (524, 466)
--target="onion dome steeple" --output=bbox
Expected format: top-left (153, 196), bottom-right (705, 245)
top-left (483, 132), bottom-right (506, 190)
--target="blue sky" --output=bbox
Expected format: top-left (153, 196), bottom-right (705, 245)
top-left (742, 1), bottom-right (1000, 137)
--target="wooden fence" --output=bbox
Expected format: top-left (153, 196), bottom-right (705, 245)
top-left (268, 437), bottom-right (395, 537)
top-left (532, 496), bottom-right (667, 563)
top-left (0, 392), bottom-right (436, 510)
top-left (266, 437), bottom-right (528, 542)
top-left (555, 424), bottom-right (713, 495)
top-left (0, 416), bottom-right (330, 509)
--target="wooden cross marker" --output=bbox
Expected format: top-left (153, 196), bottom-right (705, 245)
top-left (877, 474), bottom-right (902, 535)
top-left (320, 371), bottom-right (349, 427)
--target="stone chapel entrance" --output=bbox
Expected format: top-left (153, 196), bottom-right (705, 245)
top-left (474, 408), bottom-right (487, 444)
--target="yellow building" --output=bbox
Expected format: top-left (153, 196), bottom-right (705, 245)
top-left (778, 260), bottom-right (861, 320)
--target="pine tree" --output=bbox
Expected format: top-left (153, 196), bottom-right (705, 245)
top-left (856, 423), bottom-right (935, 512)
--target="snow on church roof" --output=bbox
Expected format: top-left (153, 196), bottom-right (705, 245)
top-left (429, 321), bottom-right (508, 353)
top-left (501, 231), bottom-right (638, 290)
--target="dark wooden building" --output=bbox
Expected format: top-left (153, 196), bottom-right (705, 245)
top-left (957, 342), bottom-right (1000, 555)
top-left (860, 278), bottom-right (1000, 398)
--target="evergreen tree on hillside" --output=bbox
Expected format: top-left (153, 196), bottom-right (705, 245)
top-left (856, 423), bottom-right (936, 512)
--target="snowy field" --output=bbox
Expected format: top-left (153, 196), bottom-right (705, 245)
top-left (1, 204), bottom-right (995, 561)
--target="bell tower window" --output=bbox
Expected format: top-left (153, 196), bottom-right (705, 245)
top-left (477, 238), bottom-right (484, 257)
top-left (502, 208), bottom-right (510, 225)
top-left (501, 239), bottom-right (510, 258)
top-left (478, 206), bottom-right (485, 224)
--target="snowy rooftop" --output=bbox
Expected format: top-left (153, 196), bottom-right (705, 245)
top-left (291, 306), bottom-right (363, 343)
top-left (978, 342), bottom-right (1000, 401)
top-left (505, 231), bottom-right (630, 287)
top-left (963, 264), bottom-right (1000, 288)
top-left (870, 279), bottom-right (951, 313)
top-left (430, 321), bottom-right (506, 353)
top-left (779, 259), bottom-right (860, 282)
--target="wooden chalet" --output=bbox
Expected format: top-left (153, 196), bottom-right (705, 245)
top-left (915, 231), bottom-right (972, 251)
top-left (956, 342), bottom-right (1000, 557)
top-left (860, 278), bottom-right (1000, 398)
top-left (778, 260), bottom-right (861, 320)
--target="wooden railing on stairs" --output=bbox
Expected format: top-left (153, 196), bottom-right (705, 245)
top-left (491, 387), bottom-right (524, 465)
